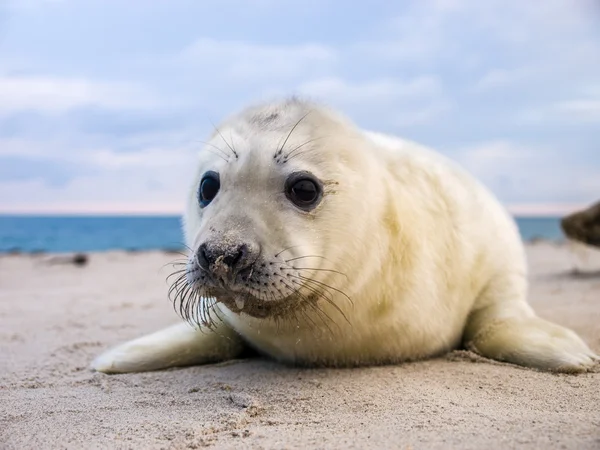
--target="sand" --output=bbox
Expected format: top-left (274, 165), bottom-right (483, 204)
top-left (1, 242), bottom-right (599, 449)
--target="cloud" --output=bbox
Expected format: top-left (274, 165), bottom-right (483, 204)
top-left (175, 38), bottom-right (337, 82)
top-left (0, 140), bottom-right (201, 214)
top-left (298, 76), bottom-right (442, 103)
top-left (472, 68), bottom-right (532, 92)
top-left (0, 132), bottom-right (204, 202)
top-left (0, 0), bottom-right (598, 214)
top-left (0, 136), bottom-right (201, 169)
top-left (4, 0), bottom-right (66, 9)
top-left (0, 179), bottom-right (187, 215)
top-left (552, 100), bottom-right (600, 122)
top-left (293, 76), bottom-right (450, 128)
top-left (518, 92), bottom-right (600, 124)
top-left (0, 76), bottom-right (158, 116)
top-left (394, 102), bottom-right (452, 127)
top-left (455, 140), bottom-right (599, 206)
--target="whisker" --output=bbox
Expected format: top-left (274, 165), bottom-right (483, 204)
top-left (285, 273), bottom-right (352, 325)
top-left (192, 139), bottom-right (231, 162)
top-left (206, 148), bottom-right (230, 163)
top-left (275, 272), bottom-right (342, 335)
top-left (275, 245), bottom-right (306, 258)
top-left (275, 112), bottom-right (311, 159)
top-left (284, 148), bottom-right (315, 163)
top-left (294, 274), bottom-right (353, 307)
top-left (210, 121), bottom-right (238, 159)
top-left (283, 136), bottom-right (325, 160)
top-left (284, 255), bottom-right (329, 263)
top-left (281, 266), bottom-right (348, 279)
top-left (292, 280), bottom-right (338, 336)
top-left (165, 268), bottom-right (191, 284)
top-left (278, 277), bottom-right (322, 330)
top-left (305, 299), bottom-right (337, 336)
top-left (229, 130), bottom-right (239, 159)
top-left (160, 257), bottom-right (189, 271)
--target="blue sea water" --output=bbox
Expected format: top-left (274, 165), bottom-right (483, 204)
top-left (0, 216), bottom-right (184, 253)
top-left (0, 215), bottom-right (565, 254)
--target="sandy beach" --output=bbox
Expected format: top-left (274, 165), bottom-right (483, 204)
top-left (1, 242), bottom-right (599, 449)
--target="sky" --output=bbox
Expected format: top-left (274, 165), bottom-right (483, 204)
top-left (0, 0), bottom-right (599, 216)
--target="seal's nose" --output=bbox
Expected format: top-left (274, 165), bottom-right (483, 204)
top-left (197, 242), bottom-right (251, 275)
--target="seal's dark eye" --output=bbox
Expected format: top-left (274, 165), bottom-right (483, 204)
top-left (198, 171), bottom-right (220, 208)
top-left (285, 172), bottom-right (322, 211)
top-left (291, 180), bottom-right (318, 202)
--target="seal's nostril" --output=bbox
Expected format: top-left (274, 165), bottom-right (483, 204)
top-left (236, 244), bottom-right (248, 267)
top-left (223, 244), bottom-right (247, 270)
top-left (197, 241), bottom-right (256, 275)
top-left (197, 243), bottom-right (211, 270)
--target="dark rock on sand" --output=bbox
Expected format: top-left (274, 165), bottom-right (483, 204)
top-left (71, 253), bottom-right (89, 266)
top-left (162, 247), bottom-right (186, 255)
top-left (561, 202), bottom-right (600, 247)
top-left (44, 253), bottom-right (89, 267)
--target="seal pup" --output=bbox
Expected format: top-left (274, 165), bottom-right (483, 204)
top-left (91, 98), bottom-right (598, 374)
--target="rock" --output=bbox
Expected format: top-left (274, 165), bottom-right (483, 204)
top-left (44, 253), bottom-right (89, 267)
top-left (561, 202), bottom-right (600, 248)
top-left (72, 253), bottom-right (89, 266)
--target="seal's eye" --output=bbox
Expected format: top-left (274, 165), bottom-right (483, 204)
top-left (198, 171), bottom-right (220, 208)
top-left (285, 172), bottom-right (322, 211)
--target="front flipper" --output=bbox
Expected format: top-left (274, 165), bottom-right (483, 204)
top-left (464, 276), bottom-right (598, 373)
top-left (465, 314), bottom-right (598, 373)
top-left (90, 320), bottom-right (244, 374)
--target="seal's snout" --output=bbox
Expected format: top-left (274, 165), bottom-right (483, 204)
top-left (197, 240), bottom-right (258, 279)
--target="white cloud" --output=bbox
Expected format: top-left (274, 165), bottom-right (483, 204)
top-left (177, 38), bottom-right (337, 81)
top-left (0, 76), bottom-right (158, 115)
top-left (0, 142), bottom-right (200, 214)
top-left (0, 178), bottom-right (187, 215)
top-left (0, 135), bottom-right (201, 172)
top-left (0, 138), bottom-right (47, 158)
top-left (553, 100), bottom-right (600, 122)
top-left (4, 0), bottom-right (66, 9)
top-left (394, 101), bottom-right (452, 127)
top-left (459, 141), bottom-right (534, 163)
top-left (518, 95), bottom-right (600, 124)
top-left (1, 0), bottom-right (599, 214)
top-left (290, 76), bottom-right (449, 127)
top-left (455, 140), bottom-right (599, 206)
top-left (472, 68), bottom-right (532, 92)
top-left (298, 76), bottom-right (441, 101)
top-left (84, 147), bottom-right (198, 170)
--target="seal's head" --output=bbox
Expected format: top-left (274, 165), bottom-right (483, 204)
top-left (175, 98), bottom-right (385, 326)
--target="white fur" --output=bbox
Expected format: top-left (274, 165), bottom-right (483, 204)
top-left (91, 99), bottom-right (598, 374)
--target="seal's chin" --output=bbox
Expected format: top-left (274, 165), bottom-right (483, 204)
top-left (212, 286), bottom-right (299, 319)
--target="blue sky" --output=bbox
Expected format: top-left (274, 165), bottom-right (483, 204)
top-left (0, 0), bottom-right (599, 215)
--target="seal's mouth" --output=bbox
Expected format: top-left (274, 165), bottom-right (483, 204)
top-left (214, 288), bottom-right (303, 319)
top-left (199, 272), bottom-right (312, 318)
top-left (168, 250), bottom-right (351, 327)
top-left (171, 259), bottom-right (304, 324)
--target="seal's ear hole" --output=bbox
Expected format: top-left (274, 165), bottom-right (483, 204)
top-left (285, 171), bottom-right (323, 211)
top-left (199, 171), bottom-right (220, 208)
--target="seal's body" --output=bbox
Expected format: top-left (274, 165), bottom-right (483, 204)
top-left (91, 98), bottom-right (597, 374)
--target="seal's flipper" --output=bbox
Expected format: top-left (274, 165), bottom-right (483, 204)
top-left (464, 277), bottom-right (598, 373)
top-left (90, 321), bottom-right (244, 374)
top-left (465, 315), bottom-right (598, 372)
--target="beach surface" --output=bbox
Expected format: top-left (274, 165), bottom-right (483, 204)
top-left (1, 242), bottom-right (599, 449)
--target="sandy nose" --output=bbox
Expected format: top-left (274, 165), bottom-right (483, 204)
top-left (197, 241), bottom-right (256, 277)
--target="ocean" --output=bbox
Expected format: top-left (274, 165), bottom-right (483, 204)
top-left (0, 215), bottom-right (566, 254)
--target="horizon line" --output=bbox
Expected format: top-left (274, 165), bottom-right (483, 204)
top-left (0, 202), bottom-right (591, 217)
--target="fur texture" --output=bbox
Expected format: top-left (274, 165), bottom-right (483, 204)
top-left (91, 98), bottom-right (598, 374)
